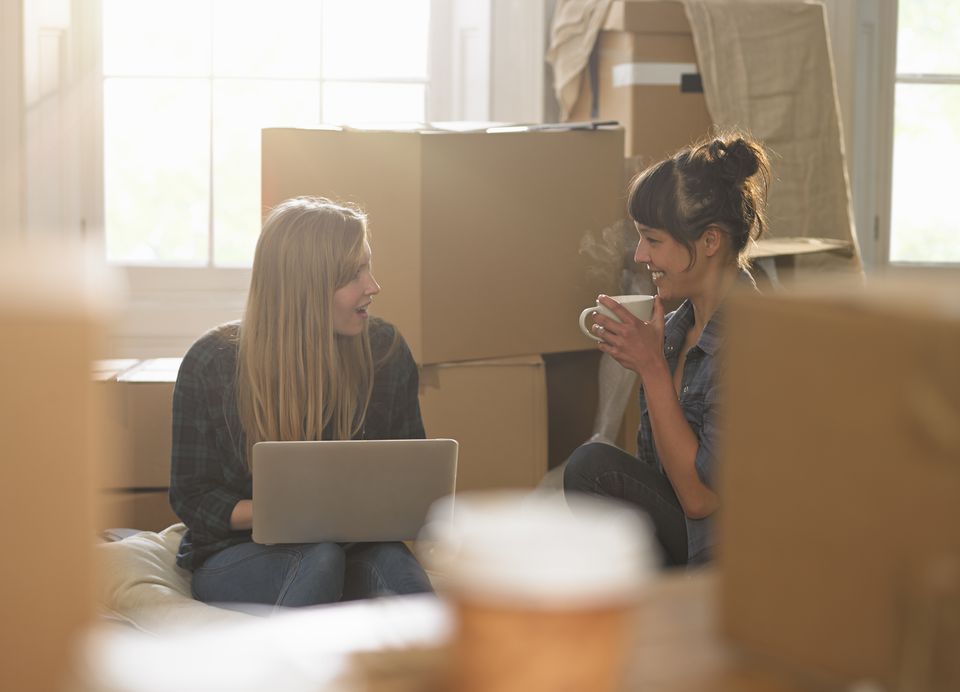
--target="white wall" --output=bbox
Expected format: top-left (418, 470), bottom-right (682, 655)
top-left (432, 0), bottom-right (549, 123)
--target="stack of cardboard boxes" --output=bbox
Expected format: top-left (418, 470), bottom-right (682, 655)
top-left (261, 124), bottom-right (627, 493)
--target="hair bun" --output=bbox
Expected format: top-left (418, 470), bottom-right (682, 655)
top-left (710, 137), bottom-right (761, 184)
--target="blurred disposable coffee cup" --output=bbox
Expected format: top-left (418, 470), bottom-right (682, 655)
top-left (579, 294), bottom-right (654, 341)
top-left (420, 491), bottom-right (655, 692)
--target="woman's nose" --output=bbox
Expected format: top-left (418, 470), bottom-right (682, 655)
top-left (367, 274), bottom-right (382, 295)
top-left (634, 240), bottom-right (649, 264)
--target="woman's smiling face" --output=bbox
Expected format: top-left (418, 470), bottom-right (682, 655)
top-left (633, 224), bottom-right (698, 301)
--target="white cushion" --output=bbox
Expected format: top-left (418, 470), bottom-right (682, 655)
top-left (97, 524), bottom-right (249, 632)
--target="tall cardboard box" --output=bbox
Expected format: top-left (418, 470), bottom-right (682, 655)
top-left (720, 277), bottom-right (960, 689)
top-left (419, 356), bottom-right (548, 491)
top-left (1, 247), bottom-right (110, 692)
top-left (262, 126), bottom-right (624, 364)
top-left (569, 1), bottom-right (713, 161)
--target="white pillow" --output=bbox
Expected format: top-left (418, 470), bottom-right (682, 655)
top-left (97, 524), bottom-right (249, 632)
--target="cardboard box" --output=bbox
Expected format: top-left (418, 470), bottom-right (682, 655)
top-left (419, 356), bottom-right (548, 491)
top-left (99, 489), bottom-right (180, 533)
top-left (112, 358), bottom-right (180, 489)
top-left (719, 276), bottom-right (960, 689)
top-left (262, 126), bottom-right (624, 364)
top-left (569, 0), bottom-right (713, 162)
top-left (93, 358), bottom-right (139, 489)
top-left (1, 248), bottom-right (106, 692)
top-left (103, 354), bottom-right (549, 495)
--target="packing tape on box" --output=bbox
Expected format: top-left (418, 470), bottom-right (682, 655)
top-left (612, 62), bottom-right (700, 90)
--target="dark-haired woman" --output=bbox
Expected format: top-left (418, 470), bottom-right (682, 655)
top-left (563, 133), bottom-right (771, 568)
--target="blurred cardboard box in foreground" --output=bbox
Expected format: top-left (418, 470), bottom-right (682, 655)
top-left (720, 274), bottom-right (960, 690)
top-left (2, 244), bottom-right (112, 692)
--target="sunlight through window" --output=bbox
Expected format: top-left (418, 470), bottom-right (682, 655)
top-left (890, 0), bottom-right (960, 263)
top-left (102, 0), bottom-right (430, 267)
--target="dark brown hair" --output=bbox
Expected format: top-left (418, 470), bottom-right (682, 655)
top-left (627, 132), bottom-right (771, 269)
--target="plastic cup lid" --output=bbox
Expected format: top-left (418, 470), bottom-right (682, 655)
top-left (419, 490), bottom-right (657, 608)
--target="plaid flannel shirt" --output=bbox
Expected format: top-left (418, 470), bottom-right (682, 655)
top-left (169, 318), bottom-right (425, 570)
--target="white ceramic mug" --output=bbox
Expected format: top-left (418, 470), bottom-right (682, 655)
top-left (579, 294), bottom-right (655, 341)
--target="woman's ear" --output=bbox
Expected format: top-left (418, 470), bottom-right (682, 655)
top-left (702, 225), bottom-right (724, 258)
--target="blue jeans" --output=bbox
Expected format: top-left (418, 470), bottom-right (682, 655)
top-left (191, 540), bottom-right (433, 608)
top-left (563, 442), bottom-right (688, 568)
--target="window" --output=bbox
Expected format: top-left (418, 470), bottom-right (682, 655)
top-left (102, 0), bottom-right (430, 267)
top-left (889, 0), bottom-right (960, 263)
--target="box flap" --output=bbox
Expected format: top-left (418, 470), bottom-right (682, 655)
top-left (335, 122), bottom-right (509, 134)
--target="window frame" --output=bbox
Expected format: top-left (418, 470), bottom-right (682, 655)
top-left (885, 20), bottom-right (960, 268)
top-left (100, 0), bottom-right (431, 270)
top-left (850, 0), bottom-right (960, 271)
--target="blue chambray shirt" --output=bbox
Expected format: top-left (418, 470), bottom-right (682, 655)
top-left (636, 272), bottom-right (756, 564)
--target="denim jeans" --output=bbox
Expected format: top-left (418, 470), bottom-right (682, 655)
top-left (191, 540), bottom-right (433, 608)
top-left (563, 442), bottom-right (688, 567)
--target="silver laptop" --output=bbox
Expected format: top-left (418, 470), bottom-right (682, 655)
top-left (251, 439), bottom-right (458, 544)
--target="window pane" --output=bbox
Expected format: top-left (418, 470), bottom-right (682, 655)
top-left (889, 83), bottom-right (960, 263)
top-left (104, 78), bottom-right (210, 264)
top-left (897, 0), bottom-right (960, 74)
top-left (322, 82), bottom-right (425, 124)
top-left (322, 0), bottom-right (429, 79)
top-left (212, 80), bottom-right (322, 266)
top-left (103, 0), bottom-right (211, 77)
top-left (211, 0), bottom-right (323, 78)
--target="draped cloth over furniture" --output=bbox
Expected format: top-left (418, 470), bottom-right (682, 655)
top-left (550, 0), bottom-right (863, 276)
top-left (683, 0), bottom-right (862, 275)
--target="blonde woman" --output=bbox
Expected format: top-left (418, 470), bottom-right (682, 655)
top-left (169, 197), bottom-right (432, 607)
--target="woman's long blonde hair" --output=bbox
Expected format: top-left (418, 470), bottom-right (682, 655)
top-left (237, 196), bottom-right (373, 466)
